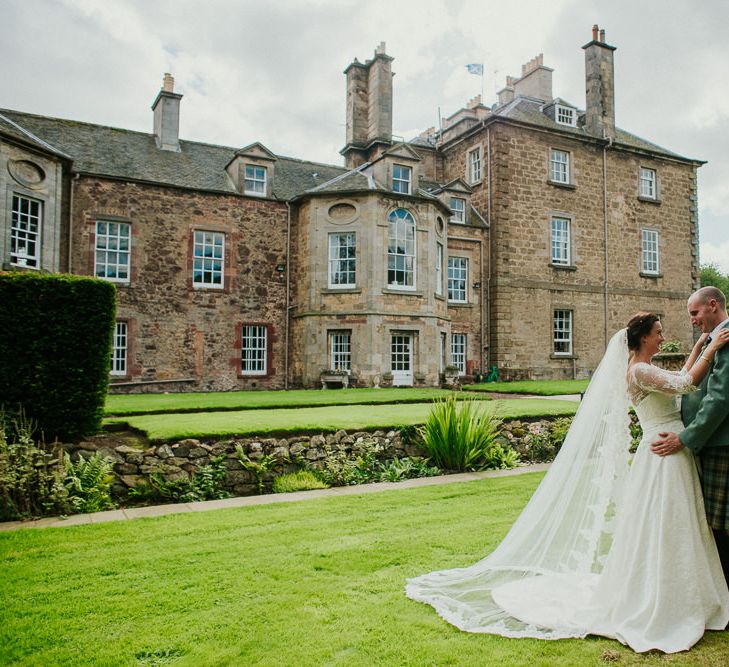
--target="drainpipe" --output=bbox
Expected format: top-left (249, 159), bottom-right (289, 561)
top-left (486, 127), bottom-right (493, 371)
top-left (68, 172), bottom-right (80, 273)
top-left (602, 134), bottom-right (613, 349)
top-left (284, 202), bottom-right (292, 389)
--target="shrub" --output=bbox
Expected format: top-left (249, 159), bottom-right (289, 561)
top-left (236, 446), bottom-right (279, 494)
top-left (129, 456), bottom-right (231, 504)
top-left (272, 470), bottom-right (329, 493)
top-left (377, 457), bottom-right (441, 482)
top-left (0, 411), bottom-right (70, 520)
top-left (418, 395), bottom-right (510, 471)
top-left (0, 272), bottom-right (116, 441)
top-left (659, 340), bottom-right (682, 353)
top-left (64, 452), bottom-right (117, 514)
top-left (314, 439), bottom-right (383, 486)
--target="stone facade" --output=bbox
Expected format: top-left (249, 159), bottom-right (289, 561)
top-left (0, 26), bottom-right (702, 389)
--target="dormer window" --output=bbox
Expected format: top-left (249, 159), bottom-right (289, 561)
top-left (244, 165), bottom-right (267, 196)
top-left (555, 105), bottom-right (576, 127)
top-left (450, 197), bottom-right (466, 223)
top-left (392, 164), bottom-right (412, 194)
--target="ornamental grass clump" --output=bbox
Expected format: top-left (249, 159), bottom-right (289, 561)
top-left (418, 395), bottom-right (515, 472)
top-left (272, 470), bottom-right (329, 493)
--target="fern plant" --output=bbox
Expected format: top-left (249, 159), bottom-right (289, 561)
top-left (63, 452), bottom-right (117, 514)
top-left (235, 445), bottom-right (278, 494)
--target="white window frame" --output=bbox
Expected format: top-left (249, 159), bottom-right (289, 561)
top-left (450, 197), bottom-right (466, 223)
top-left (241, 325), bottom-right (268, 375)
top-left (550, 149), bottom-right (570, 184)
top-left (435, 242), bottom-right (444, 296)
top-left (555, 105), bottom-right (576, 127)
top-left (329, 330), bottom-right (351, 372)
top-left (551, 217), bottom-right (571, 266)
top-left (448, 257), bottom-right (468, 303)
top-left (387, 208), bottom-right (416, 290)
top-left (244, 165), bottom-right (267, 196)
top-left (95, 220), bottom-right (131, 283)
top-left (640, 167), bottom-right (657, 199)
top-left (440, 332), bottom-right (447, 372)
top-left (553, 310), bottom-right (573, 356)
top-left (328, 232), bottom-right (356, 288)
top-left (468, 147), bottom-right (482, 184)
top-left (110, 321), bottom-right (128, 376)
top-left (451, 333), bottom-right (467, 375)
top-left (192, 230), bottom-right (225, 289)
top-left (641, 228), bottom-right (660, 275)
top-left (10, 194), bottom-right (42, 269)
top-left (392, 164), bottom-right (412, 195)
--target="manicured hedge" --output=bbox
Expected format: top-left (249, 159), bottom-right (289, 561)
top-left (0, 272), bottom-right (116, 441)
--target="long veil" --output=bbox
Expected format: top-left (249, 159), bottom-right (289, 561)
top-left (406, 328), bottom-right (633, 638)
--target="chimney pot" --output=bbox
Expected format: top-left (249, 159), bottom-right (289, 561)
top-left (163, 73), bottom-right (174, 93)
top-left (599, 29), bottom-right (605, 42)
top-left (376, 41), bottom-right (386, 55)
top-left (592, 24), bottom-right (599, 40)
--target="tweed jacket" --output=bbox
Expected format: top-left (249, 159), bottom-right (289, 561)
top-left (681, 321), bottom-right (729, 453)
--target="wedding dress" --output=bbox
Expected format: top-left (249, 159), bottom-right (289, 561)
top-left (406, 330), bottom-right (729, 653)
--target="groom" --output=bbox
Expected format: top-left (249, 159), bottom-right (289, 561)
top-left (652, 286), bottom-right (729, 584)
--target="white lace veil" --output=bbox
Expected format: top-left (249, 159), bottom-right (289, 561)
top-left (406, 328), bottom-right (633, 637)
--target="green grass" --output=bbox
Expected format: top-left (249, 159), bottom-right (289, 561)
top-left (105, 399), bottom-right (578, 442)
top-left (2, 472), bottom-right (726, 666)
top-left (105, 388), bottom-right (491, 416)
top-left (463, 379), bottom-right (590, 395)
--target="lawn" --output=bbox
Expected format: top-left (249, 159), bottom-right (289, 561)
top-left (463, 379), bottom-right (590, 395)
top-left (105, 399), bottom-right (579, 442)
top-left (105, 387), bottom-right (491, 416)
top-left (2, 472), bottom-right (726, 666)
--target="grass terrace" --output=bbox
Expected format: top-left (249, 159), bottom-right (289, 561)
top-left (463, 379), bottom-right (589, 395)
top-left (104, 387), bottom-right (493, 416)
top-left (105, 399), bottom-right (579, 442)
top-left (2, 472), bottom-right (726, 666)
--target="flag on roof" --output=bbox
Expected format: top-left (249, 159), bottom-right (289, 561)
top-left (466, 63), bottom-right (484, 76)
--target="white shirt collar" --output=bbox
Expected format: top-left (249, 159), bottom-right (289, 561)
top-left (709, 317), bottom-right (729, 339)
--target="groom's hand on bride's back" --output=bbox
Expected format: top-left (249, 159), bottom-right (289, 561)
top-left (651, 432), bottom-right (685, 457)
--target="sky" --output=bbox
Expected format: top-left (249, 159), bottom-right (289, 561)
top-left (3, 0), bottom-right (728, 272)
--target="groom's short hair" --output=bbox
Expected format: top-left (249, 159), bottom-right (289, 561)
top-left (694, 286), bottom-right (726, 309)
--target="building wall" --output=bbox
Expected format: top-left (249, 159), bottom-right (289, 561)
top-left (71, 177), bottom-right (289, 391)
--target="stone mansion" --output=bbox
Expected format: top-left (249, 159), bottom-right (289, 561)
top-left (0, 26), bottom-right (701, 392)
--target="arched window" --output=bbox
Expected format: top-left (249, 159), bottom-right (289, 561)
top-left (387, 208), bottom-right (416, 289)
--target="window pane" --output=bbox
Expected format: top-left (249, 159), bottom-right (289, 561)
top-left (329, 331), bottom-right (351, 371)
top-left (242, 325), bottom-right (268, 373)
top-left (10, 195), bottom-right (42, 268)
top-left (193, 231), bottom-right (225, 288)
top-left (551, 218), bottom-right (570, 265)
top-left (451, 334), bottom-right (466, 374)
top-left (447, 257), bottom-right (468, 302)
top-left (387, 209), bottom-right (415, 288)
top-left (553, 310), bottom-right (572, 354)
top-left (328, 232), bottom-right (356, 287)
top-left (110, 321), bottom-right (128, 375)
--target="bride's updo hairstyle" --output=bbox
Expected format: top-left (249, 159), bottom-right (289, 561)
top-left (626, 312), bottom-right (660, 351)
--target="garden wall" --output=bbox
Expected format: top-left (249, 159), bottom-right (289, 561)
top-left (66, 417), bottom-right (569, 499)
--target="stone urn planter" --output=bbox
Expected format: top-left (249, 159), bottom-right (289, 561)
top-left (320, 370), bottom-right (350, 389)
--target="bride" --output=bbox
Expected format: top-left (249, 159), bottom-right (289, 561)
top-left (406, 313), bottom-right (729, 653)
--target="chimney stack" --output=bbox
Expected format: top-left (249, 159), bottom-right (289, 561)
top-left (152, 72), bottom-right (182, 152)
top-left (582, 25), bottom-right (616, 139)
top-left (512, 53), bottom-right (553, 102)
top-left (343, 43), bottom-right (394, 167)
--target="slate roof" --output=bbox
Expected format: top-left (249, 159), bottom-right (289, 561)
top-left (0, 109), bottom-right (347, 200)
top-left (491, 97), bottom-right (697, 161)
top-left (0, 111), bottom-right (71, 159)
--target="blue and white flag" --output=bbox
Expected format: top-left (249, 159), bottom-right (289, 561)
top-left (466, 63), bottom-right (484, 76)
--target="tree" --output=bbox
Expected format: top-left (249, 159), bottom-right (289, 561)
top-left (700, 264), bottom-right (729, 301)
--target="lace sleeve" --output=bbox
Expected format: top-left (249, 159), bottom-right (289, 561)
top-left (631, 362), bottom-right (697, 395)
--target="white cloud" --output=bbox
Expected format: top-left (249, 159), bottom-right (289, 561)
top-left (700, 240), bottom-right (729, 274)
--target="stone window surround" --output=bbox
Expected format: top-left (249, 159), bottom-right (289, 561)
top-left (187, 227), bottom-right (231, 292)
top-left (549, 212), bottom-right (574, 269)
top-left (638, 166), bottom-right (660, 202)
top-left (640, 227), bottom-right (661, 277)
top-left (467, 145), bottom-right (482, 185)
top-left (94, 219), bottom-right (131, 284)
top-left (552, 308), bottom-right (574, 357)
top-left (548, 147), bottom-right (572, 186)
top-left (9, 190), bottom-right (43, 270)
top-left (236, 321), bottom-right (272, 377)
top-left (85, 213), bottom-right (135, 285)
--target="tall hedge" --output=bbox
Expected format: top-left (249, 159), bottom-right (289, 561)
top-left (0, 272), bottom-right (116, 442)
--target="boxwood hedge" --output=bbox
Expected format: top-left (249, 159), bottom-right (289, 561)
top-left (0, 272), bottom-right (116, 441)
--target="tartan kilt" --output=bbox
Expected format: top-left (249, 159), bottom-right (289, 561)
top-left (700, 448), bottom-right (729, 531)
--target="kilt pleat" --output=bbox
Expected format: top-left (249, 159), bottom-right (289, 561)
top-left (700, 448), bottom-right (729, 531)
